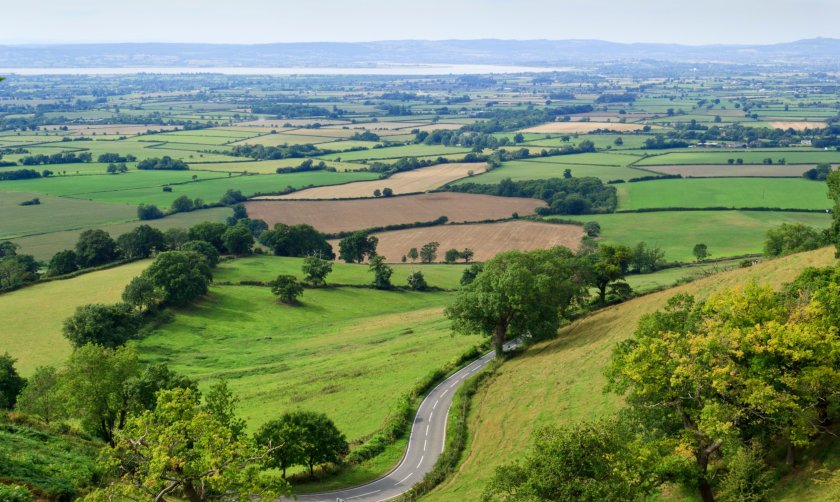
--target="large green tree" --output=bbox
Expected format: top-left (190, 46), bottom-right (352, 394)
top-left (261, 223), bottom-right (334, 259)
top-left (143, 251), bottom-right (212, 306)
top-left (115, 224), bottom-right (166, 260)
top-left (0, 352), bottom-right (25, 410)
top-left (75, 229), bottom-right (117, 267)
top-left (446, 248), bottom-right (588, 355)
top-left (302, 255), bottom-right (332, 286)
top-left (16, 365), bottom-right (65, 423)
top-left (89, 388), bottom-right (289, 502)
top-left (338, 231), bottom-right (378, 263)
top-left (62, 303), bottom-right (141, 348)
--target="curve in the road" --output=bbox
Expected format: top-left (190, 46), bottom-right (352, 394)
top-left (294, 342), bottom-right (516, 502)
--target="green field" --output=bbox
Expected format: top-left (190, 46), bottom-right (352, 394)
top-left (0, 260), bottom-right (150, 375)
top-left (0, 170), bottom-right (377, 206)
top-left (426, 248), bottom-right (838, 501)
top-left (320, 144), bottom-right (471, 162)
top-left (634, 150), bottom-right (840, 166)
top-left (214, 256), bottom-right (468, 290)
top-left (0, 191), bottom-right (136, 240)
top-left (616, 178), bottom-right (831, 210)
top-left (560, 210), bottom-right (831, 261)
top-left (136, 285), bottom-right (482, 438)
top-left (12, 207), bottom-right (232, 260)
top-left (456, 158), bottom-right (648, 184)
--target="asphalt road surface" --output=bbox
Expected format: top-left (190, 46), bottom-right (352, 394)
top-left (293, 341), bottom-right (517, 502)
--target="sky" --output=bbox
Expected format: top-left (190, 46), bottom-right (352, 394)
top-left (2, 0), bottom-right (838, 45)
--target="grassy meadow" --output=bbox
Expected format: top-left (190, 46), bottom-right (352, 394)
top-left (561, 210), bottom-right (831, 261)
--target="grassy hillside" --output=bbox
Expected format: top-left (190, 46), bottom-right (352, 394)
top-left (425, 247), bottom-right (838, 501)
top-left (0, 416), bottom-right (100, 499)
top-left (0, 260), bottom-right (150, 375)
top-left (135, 285), bottom-right (482, 439)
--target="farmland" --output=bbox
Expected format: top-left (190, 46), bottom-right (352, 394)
top-left (262, 163), bottom-right (483, 199)
top-left (244, 193), bottom-right (544, 233)
top-left (333, 220), bottom-right (585, 263)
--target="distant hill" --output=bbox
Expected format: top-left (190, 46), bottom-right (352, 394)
top-left (1, 38), bottom-right (840, 68)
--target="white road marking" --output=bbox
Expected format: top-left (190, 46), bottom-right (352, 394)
top-left (441, 389), bottom-right (448, 397)
top-left (348, 489), bottom-right (381, 499)
top-left (429, 411), bottom-right (433, 420)
top-left (426, 425), bottom-right (429, 436)
top-left (424, 439), bottom-right (427, 451)
top-left (416, 456), bottom-right (424, 469)
top-left (433, 399), bottom-right (439, 409)
top-left (398, 473), bottom-right (413, 484)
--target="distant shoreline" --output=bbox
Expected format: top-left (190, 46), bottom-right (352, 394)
top-left (0, 64), bottom-right (570, 76)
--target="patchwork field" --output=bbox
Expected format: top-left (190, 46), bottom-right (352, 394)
top-left (767, 121), bottom-right (827, 130)
top-left (634, 150), bottom-right (840, 166)
top-left (426, 247), bottom-right (837, 502)
top-left (332, 220), bottom-right (585, 262)
top-left (0, 260), bottom-right (151, 375)
top-left (244, 193), bottom-right (544, 233)
top-left (520, 121), bottom-right (649, 133)
top-left (262, 163), bottom-right (483, 199)
top-left (561, 210), bottom-right (831, 261)
top-left (645, 163), bottom-right (814, 177)
top-left (456, 158), bottom-right (648, 184)
top-left (136, 285), bottom-right (483, 438)
top-left (616, 178), bottom-right (831, 210)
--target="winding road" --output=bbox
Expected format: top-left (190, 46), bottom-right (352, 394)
top-left (293, 341), bottom-right (517, 502)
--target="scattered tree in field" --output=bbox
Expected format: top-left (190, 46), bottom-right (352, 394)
top-left (255, 416), bottom-right (305, 479)
top-left (338, 231), bottom-right (378, 263)
top-left (90, 387), bottom-right (289, 501)
top-left (444, 248), bottom-right (461, 263)
top-left (188, 222), bottom-right (228, 252)
top-left (446, 248), bottom-right (588, 355)
top-left (373, 188), bottom-right (382, 197)
top-left (764, 223), bottom-right (827, 257)
top-left (407, 247), bottom-right (419, 262)
top-left (803, 163), bottom-right (832, 181)
top-left (63, 303), bottom-right (141, 348)
top-left (588, 244), bottom-right (632, 303)
top-left (0, 352), bottom-right (25, 409)
top-left (60, 344), bottom-right (141, 445)
top-left (287, 411), bottom-right (347, 479)
top-left (460, 263), bottom-right (483, 286)
top-left (302, 256), bottom-right (332, 286)
top-left (181, 240), bottom-right (220, 267)
top-left (583, 221), bottom-right (601, 237)
top-left (222, 224), bottom-right (255, 255)
top-left (693, 243), bottom-right (709, 262)
top-left (382, 187), bottom-right (393, 197)
top-left (484, 419), bottom-right (662, 501)
top-left (170, 195), bottom-right (194, 213)
top-left (137, 203), bottom-right (164, 220)
top-left (0, 241), bottom-right (18, 258)
top-left (47, 249), bottom-right (78, 276)
top-left (270, 275), bottom-right (304, 305)
top-left (407, 271), bottom-right (428, 291)
top-left (16, 366), bottom-right (65, 423)
top-left (368, 256), bottom-right (393, 290)
top-left (260, 224), bottom-right (335, 259)
top-left (116, 224), bottom-right (166, 260)
top-left (461, 248), bottom-right (475, 263)
top-left (143, 251), bottom-right (212, 306)
top-left (203, 380), bottom-right (247, 440)
top-left (122, 275), bottom-right (163, 313)
top-left (631, 241), bottom-right (665, 273)
top-left (75, 229), bottom-right (117, 267)
top-left (419, 241), bottom-right (440, 263)
top-left (513, 133), bottom-right (525, 143)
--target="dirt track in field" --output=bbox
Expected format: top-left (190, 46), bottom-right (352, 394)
top-left (520, 122), bottom-right (648, 134)
top-left (645, 164), bottom-right (815, 177)
top-left (256, 163), bottom-right (485, 200)
top-left (245, 193), bottom-right (544, 234)
top-left (328, 220), bottom-right (584, 263)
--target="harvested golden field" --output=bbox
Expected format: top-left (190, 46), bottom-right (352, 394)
top-left (768, 121), bottom-right (826, 130)
top-left (519, 121), bottom-right (649, 133)
top-left (646, 163), bottom-right (815, 177)
top-left (245, 193), bottom-right (545, 233)
top-left (235, 118), bottom-right (350, 127)
top-left (258, 162), bottom-right (485, 200)
top-left (426, 247), bottom-right (837, 501)
top-left (329, 220), bottom-right (584, 262)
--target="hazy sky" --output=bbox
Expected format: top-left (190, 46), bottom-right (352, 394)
top-left (2, 0), bottom-right (838, 45)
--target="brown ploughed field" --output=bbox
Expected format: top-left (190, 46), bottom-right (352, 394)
top-left (245, 193), bottom-right (544, 234)
top-left (328, 220), bottom-right (584, 262)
